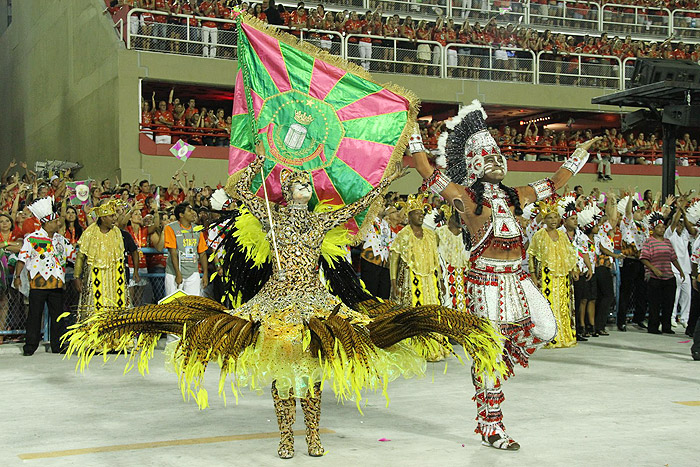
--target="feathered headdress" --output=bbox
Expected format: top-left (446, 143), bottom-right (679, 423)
top-left (210, 188), bottom-right (233, 211)
top-left (617, 195), bottom-right (640, 215)
top-left (557, 195), bottom-right (578, 219)
top-left (521, 203), bottom-right (539, 220)
top-left (439, 100), bottom-right (504, 187)
top-left (91, 199), bottom-right (118, 218)
top-left (537, 199), bottom-right (559, 218)
top-left (685, 199), bottom-right (700, 226)
top-left (645, 211), bottom-right (665, 228)
top-left (28, 196), bottom-right (58, 223)
top-left (577, 205), bottom-right (602, 231)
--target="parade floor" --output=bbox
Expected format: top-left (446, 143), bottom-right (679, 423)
top-left (0, 328), bottom-right (697, 467)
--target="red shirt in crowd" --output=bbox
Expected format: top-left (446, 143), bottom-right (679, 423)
top-left (153, 0), bottom-right (168, 23)
top-left (200, 1), bottom-right (218, 28)
top-left (153, 109), bottom-right (174, 135)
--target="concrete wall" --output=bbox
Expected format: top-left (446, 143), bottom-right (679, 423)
top-left (0, 2), bottom-right (671, 194)
top-left (0, 0), bottom-right (122, 177)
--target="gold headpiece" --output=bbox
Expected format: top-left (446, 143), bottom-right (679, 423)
top-left (439, 203), bottom-right (454, 219)
top-left (91, 199), bottom-right (118, 218)
top-left (403, 193), bottom-right (429, 213)
top-left (537, 199), bottom-right (559, 218)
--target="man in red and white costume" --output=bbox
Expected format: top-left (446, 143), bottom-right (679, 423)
top-left (410, 100), bottom-right (598, 450)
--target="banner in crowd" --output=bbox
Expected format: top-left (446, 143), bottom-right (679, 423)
top-left (66, 180), bottom-right (93, 206)
top-left (228, 15), bottom-right (418, 237)
top-left (170, 139), bottom-right (195, 161)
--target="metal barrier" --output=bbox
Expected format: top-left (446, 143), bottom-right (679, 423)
top-left (529, 0), bottom-right (600, 32)
top-left (671, 9), bottom-right (700, 40)
top-left (116, 6), bottom-right (700, 92)
top-left (368, 0), bottom-right (450, 17)
top-left (0, 248), bottom-right (170, 342)
top-left (450, 1), bottom-right (526, 24)
top-left (622, 56), bottom-right (636, 89)
top-left (345, 34), bottom-right (444, 76)
top-left (601, 4), bottom-right (671, 38)
top-left (537, 50), bottom-right (622, 89)
top-left (445, 43), bottom-right (536, 83)
top-left (125, 8), bottom-right (343, 60)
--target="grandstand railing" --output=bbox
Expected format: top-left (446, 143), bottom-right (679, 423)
top-left (529, 0), bottom-right (601, 33)
top-left (118, 5), bottom-right (700, 56)
top-left (502, 144), bottom-right (700, 164)
top-left (140, 124), bottom-right (230, 142)
top-left (601, 4), bottom-right (672, 38)
top-left (445, 43), bottom-right (536, 83)
top-left (622, 56), bottom-right (636, 88)
top-left (450, 1), bottom-right (527, 24)
top-left (536, 51), bottom-right (622, 88)
top-left (126, 8), bottom-right (344, 59)
top-left (121, 7), bottom-right (700, 90)
top-left (671, 9), bottom-right (700, 40)
top-left (345, 33), bottom-right (444, 76)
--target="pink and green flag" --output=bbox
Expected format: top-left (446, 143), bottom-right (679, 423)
top-left (229, 16), bottom-right (418, 237)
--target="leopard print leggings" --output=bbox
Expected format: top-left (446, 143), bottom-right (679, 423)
top-left (271, 381), bottom-right (324, 458)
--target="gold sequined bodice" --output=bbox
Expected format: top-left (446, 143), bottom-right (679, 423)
top-left (271, 206), bottom-right (328, 289)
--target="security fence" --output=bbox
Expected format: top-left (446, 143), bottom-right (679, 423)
top-left (119, 7), bottom-right (699, 91)
top-left (0, 249), bottom-right (169, 344)
top-left (345, 34), bottom-right (443, 75)
top-left (537, 51), bottom-right (623, 89)
top-left (445, 43), bottom-right (536, 83)
top-left (601, 4), bottom-right (671, 38)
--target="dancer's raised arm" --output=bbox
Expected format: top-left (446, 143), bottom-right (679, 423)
top-left (233, 141), bottom-right (273, 221)
top-left (515, 137), bottom-right (601, 206)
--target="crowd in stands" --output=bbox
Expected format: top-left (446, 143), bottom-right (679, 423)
top-left (110, 0), bottom-right (700, 71)
top-left (140, 87), bottom-right (700, 169)
top-left (141, 88), bottom-right (231, 145)
top-left (418, 118), bottom-right (700, 170)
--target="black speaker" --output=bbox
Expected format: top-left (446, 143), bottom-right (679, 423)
top-left (662, 105), bottom-right (700, 126)
top-left (631, 59), bottom-right (700, 87)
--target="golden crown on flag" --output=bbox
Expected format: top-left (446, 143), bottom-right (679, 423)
top-left (294, 110), bottom-right (314, 125)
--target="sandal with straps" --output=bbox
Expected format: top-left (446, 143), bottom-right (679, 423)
top-left (482, 433), bottom-right (521, 451)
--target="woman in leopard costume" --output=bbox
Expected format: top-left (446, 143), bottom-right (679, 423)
top-left (65, 143), bottom-right (505, 459)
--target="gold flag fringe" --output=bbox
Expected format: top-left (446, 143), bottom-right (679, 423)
top-left (228, 13), bottom-right (420, 242)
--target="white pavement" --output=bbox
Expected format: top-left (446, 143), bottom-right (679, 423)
top-left (0, 328), bottom-right (698, 467)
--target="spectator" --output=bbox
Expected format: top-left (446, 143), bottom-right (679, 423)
top-left (641, 211), bottom-right (685, 334)
top-left (200, 0), bottom-right (219, 58)
top-left (153, 99), bottom-right (175, 144)
top-left (265, 0), bottom-right (283, 26)
top-left (163, 202), bottom-right (209, 297)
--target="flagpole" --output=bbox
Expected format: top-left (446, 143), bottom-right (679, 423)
top-left (237, 13), bottom-right (283, 275)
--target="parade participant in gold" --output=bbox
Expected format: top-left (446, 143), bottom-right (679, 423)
top-left (528, 200), bottom-right (578, 348)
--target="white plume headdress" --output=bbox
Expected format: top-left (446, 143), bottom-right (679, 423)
top-left (439, 100), bottom-right (505, 187)
top-left (28, 196), bottom-right (58, 223)
top-left (210, 188), bottom-right (232, 211)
